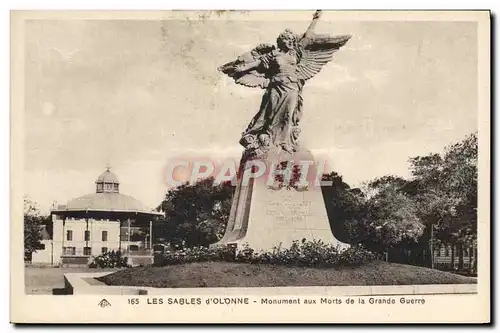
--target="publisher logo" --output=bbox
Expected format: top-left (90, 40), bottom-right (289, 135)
top-left (98, 299), bottom-right (111, 308)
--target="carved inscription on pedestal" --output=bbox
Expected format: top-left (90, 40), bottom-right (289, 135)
top-left (265, 200), bottom-right (311, 224)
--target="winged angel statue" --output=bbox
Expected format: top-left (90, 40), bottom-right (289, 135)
top-left (218, 10), bottom-right (351, 159)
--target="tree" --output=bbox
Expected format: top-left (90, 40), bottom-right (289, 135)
top-left (320, 172), bottom-right (367, 244)
top-left (408, 132), bottom-right (478, 270)
top-left (24, 197), bottom-right (46, 262)
top-left (362, 177), bottom-right (425, 260)
top-left (440, 132), bottom-right (478, 271)
top-left (321, 172), bottom-right (425, 258)
top-left (156, 178), bottom-right (234, 248)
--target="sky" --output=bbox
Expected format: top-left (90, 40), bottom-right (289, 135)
top-left (23, 13), bottom-right (478, 213)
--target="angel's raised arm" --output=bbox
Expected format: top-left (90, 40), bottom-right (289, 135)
top-left (299, 10), bottom-right (322, 47)
top-left (298, 10), bottom-right (352, 49)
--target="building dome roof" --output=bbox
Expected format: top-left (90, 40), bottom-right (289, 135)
top-left (96, 169), bottom-right (119, 184)
top-left (52, 167), bottom-right (163, 216)
top-left (65, 192), bottom-right (150, 213)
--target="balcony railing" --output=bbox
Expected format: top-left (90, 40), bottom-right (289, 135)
top-left (122, 248), bottom-right (153, 256)
top-left (61, 247), bottom-right (91, 257)
top-left (62, 246), bottom-right (153, 257)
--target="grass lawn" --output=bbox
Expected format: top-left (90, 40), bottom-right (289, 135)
top-left (25, 266), bottom-right (119, 295)
top-left (97, 260), bottom-right (477, 288)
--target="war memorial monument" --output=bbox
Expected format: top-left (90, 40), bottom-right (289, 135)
top-left (215, 10), bottom-right (352, 252)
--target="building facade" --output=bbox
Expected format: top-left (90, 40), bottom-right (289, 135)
top-left (433, 244), bottom-right (477, 273)
top-left (32, 168), bottom-right (163, 266)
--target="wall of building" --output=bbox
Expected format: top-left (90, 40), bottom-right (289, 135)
top-left (31, 240), bottom-right (53, 265)
top-left (433, 244), bottom-right (476, 271)
top-left (89, 218), bottom-right (121, 255)
top-left (52, 214), bottom-right (121, 264)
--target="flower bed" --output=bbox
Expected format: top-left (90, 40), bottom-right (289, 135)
top-left (153, 240), bottom-right (375, 268)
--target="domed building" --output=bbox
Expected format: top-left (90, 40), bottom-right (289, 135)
top-left (41, 168), bottom-right (163, 266)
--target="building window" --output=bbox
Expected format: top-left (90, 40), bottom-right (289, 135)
top-left (84, 230), bottom-right (90, 241)
top-left (66, 230), bottom-right (73, 241)
top-left (436, 246), bottom-right (440, 257)
top-left (113, 183), bottom-right (119, 191)
top-left (464, 248), bottom-right (469, 257)
top-left (102, 231), bottom-right (108, 242)
top-left (444, 246), bottom-right (450, 257)
top-left (96, 183), bottom-right (103, 192)
top-left (101, 247), bottom-right (108, 254)
top-left (40, 244), bottom-right (45, 250)
top-left (83, 247), bottom-right (92, 256)
top-left (128, 245), bottom-right (139, 251)
top-left (63, 247), bottom-right (76, 255)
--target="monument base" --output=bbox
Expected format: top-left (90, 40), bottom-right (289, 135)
top-left (214, 148), bottom-right (350, 253)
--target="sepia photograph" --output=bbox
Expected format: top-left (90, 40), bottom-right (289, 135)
top-left (10, 10), bottom-right (490, 323)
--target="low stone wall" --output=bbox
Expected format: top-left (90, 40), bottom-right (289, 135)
top-left (64, 272), bottom-right (148, 295)
top-left (64, 272), bottom-right (477, 296)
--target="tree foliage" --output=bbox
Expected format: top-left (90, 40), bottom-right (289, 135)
top-left (156, 178), bottom-right (235, 248)
top-left (24, 197), bottom-right (46, 261)
top-left (364, 180), bottom-right (424, 250)
top-left (321, 132), bottom-right (477, 263)
top-left (322, 172), bottom-right (424, 254)
top-left (409, 132), bottom-right (478, 248)
top-left (321, 172), bottom-right (367, 244)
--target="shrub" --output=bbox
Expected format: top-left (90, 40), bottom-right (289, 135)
top-left (336, 245), bottom-right (376, 266)
top-left (153, 240), bottom-right (375, 268)
top-left (153, 245), bottom-right (235, 266)
top-left (235, 240), bottom-right (374, 267)
top-left (89, 250), bottom-right (130, 268)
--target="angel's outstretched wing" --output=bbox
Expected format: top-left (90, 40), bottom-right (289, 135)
top-left (296, 34), bottom-right (351, 81)
top-left (218, 44), bottom-right (275, 89)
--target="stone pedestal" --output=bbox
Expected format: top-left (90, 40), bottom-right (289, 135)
top-left (215, 148), bottom-right (350, 253)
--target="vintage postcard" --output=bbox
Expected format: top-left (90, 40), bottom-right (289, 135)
top-left (10, 10), bottom-right (490, 323)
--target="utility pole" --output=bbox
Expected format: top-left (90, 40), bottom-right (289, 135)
top-left (430, 224), bottom-right (434, 269)
top-left (149, 220), bottom-right (153, 254)
top-left (127, 217), bottom-right (131, 254)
